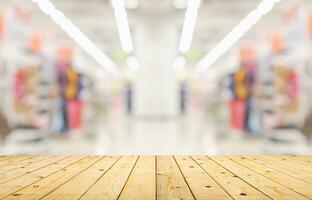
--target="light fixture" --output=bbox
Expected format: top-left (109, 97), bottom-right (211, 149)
top-left (195, 0), bottom-right (281, 75)
top-left (179, 0), bottom-right (201, 54)
top-left (31, 0), bottom-right (119, 77)
top-left (127, 56), bottom-right (139, 71)
top-left (112, 0), bottom-right (134, 53)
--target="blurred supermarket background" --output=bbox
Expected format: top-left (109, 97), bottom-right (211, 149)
top-left (0, 0), bottom-right (312, 155)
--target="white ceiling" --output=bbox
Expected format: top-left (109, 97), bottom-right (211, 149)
top-left (0, 0), bottom-right (312, 73)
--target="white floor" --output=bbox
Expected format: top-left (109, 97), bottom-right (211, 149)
top-left (1, 116), bottom-right (312, 155)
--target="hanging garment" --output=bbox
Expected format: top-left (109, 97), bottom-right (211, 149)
top-left (245, 98), bottom-right (261, 133)
top-left (234, 67), bottom-right (248, 99)
top-left (229, 99), bottom-right (246, 130)
top-left (66, 99), bottom-right (83, 130)
top-left (50, 97), bottom-right (66, 133)
top-left (65, 68), bottom-right (79, 100)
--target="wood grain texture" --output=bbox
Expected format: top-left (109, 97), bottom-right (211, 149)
top-left (0, 156), bottom-right (33, 168)
top-left (174, 156), bottom-right (232, 200)
top-left (249, 156), bottom-right (312, 184)
top-left (0, 156), bottom-right (82, 199)
top-left (5, 156), bottom-right (102, 200)
top-left (0, 155), bottom-right (9, 161)
top-left (79, 156), bottom-right (138, 200)
top-left (118, 156), bottom-right (156, 200)
top-left (0, 156), bottom-right (16, 163)
top-left (157, 156), bottom-right (195, 200)
top-left (211, 156), bottom-right (309, 200)
top-left (0, 156), bottom-right (69, 185)
top-left (39, 156), bottom-right (120, 200)
top-left (193, 156), bottom-right (270, 200)
top-left (0, 155), bottom-right (311, 200)
top-left (267, 156), bottom-right (312, 172)
top-left (230, 156), bottom-right (312, 198)
top-left (0, 156), bottom-right (49, 174)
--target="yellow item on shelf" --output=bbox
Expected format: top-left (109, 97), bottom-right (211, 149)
top-left (234, 67), bottom-right (248, 99)
top-left (65, 68), bottom-right (79, 99)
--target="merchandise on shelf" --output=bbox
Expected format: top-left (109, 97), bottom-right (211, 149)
top-left (52, 46), bottom-right (84, 133)
top-left (228, 46), bottom-right (260, 133)
top-left (0, 4), bottom-right (102, 136)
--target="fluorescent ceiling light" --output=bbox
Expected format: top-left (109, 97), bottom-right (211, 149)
top-left (195, 0), bottom-right (281, 75)
top-left (179, 0), bottom-right (201, 53)
top-left (31, 0), bottom-right (118, 77)
top-left (112, 0), bottom-right (134, 53)
top-left (127, 56), bottom-right (139, 71)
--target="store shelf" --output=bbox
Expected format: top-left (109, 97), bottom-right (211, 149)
top-left (0, 155), bottom-right (311, 199)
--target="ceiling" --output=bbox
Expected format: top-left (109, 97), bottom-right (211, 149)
top-left (0, 0), bottom-right (312, 75)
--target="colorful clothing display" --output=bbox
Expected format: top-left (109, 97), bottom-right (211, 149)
top-left (55, 60), bottom-right (84, 132)
top-left (229, 60), bottom-right (259, 133)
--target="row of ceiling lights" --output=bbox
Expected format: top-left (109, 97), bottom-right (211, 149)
top-left (195, 0), bottom-right (282, 76)
top-left (177, 0), bottom-right (282, 77)
top-left (31, 0), bottom-right (119, 77)
top-left (31, 0), bottom-right (138, 78)
top-left (32, 0), bottom-right (281, 78)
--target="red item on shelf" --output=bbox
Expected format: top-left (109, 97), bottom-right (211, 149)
top-left (239, 45), bottom-right (256, 62)
top-left (13, 69), bottom-right (25, 100)
top-left (0, 13), bottom-right (5, 37)
top-left (288, 69), bottom-right (298, 99)
top-left (308, 12), bottom-right (312, 37)
top-left (66, 100), bottom-right (83, 130)
top-left (271, 33), bottom-right (285, 53)
top-left (28, 33), bottom-right (42, 53)
top-left (57, 45), bottom-right (74, 62)
top-left (229, 99), bottom-right (246, 130)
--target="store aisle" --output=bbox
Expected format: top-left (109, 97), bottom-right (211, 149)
top-left (1, 115), bottom-right (311, 155)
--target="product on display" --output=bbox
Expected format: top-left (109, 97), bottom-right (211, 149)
top-left (228, 46), bottom-right (260, 133)
top-left (0, 4), bottom-right (125, 137)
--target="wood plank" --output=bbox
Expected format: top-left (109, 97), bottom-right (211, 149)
top-left (0, 156), bottom-right (49, 174)
top-left (0, 156), bottom-right (69, 185)
top-left (0, 156), bottom-right (11, 162)
top-left (192, 156), bottom-right (270, 200)
top-left (118, 156), bottom-right (156, 200)
top-left (282, 155), bottom-right (312, 166)
top-left (174, 156), bottom-right (232, 200)
top-left (3, 156), bottom-right (103, 200)
top-left (79, 156), bottom-right (138, 200)
top-left (35, 156), bottom-right (120, 200)
top-left (280, 156), bottom-right (312, 167)
top-left (261, 156), bottom-right (312, 174)
top-left (157, 156), bottom-right (194, 200)
top-left (0, 156), bottom-right (33, 168)
top-left (0, 155), bottom-right (311, 200)
top-left (211, 156), bottom-right (309, 200)
top-left (286, 155), bottom-right (312, 162)
top-left (230, 156), bottom-right (312, 198)
top-left (249, 156), bottom-right (312, 184)
top-left (0, 156), bottom-right (84, 199)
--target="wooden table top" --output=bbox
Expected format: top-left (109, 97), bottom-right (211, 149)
top-left (0, 155), bottom-right (311, 199)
